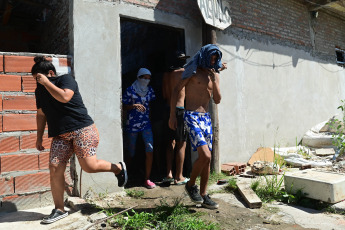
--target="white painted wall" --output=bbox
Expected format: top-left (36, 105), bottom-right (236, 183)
top-left (72, 1), bottom-right (345, 193)
top-left (216, 35), bottom-right (345, 163)
top-left (72, 0), bottom-right (201, 195)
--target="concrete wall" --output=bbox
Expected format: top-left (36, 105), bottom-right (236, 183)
top-left (72, 0), bottom-right (345, 187)
top-left (217, 33), bottom-right (345, 163)
top-left (72, 0), bottom-right (201, 195)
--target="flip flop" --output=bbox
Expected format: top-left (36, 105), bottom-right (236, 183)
top-left (175, 178), bottom-right (190, 185)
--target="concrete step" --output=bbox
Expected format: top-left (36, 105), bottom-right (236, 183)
top-left (284, 169), bottom-right (345, 203)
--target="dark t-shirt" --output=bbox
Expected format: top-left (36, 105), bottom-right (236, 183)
top-left (35, 74), bottom-right (94, 137)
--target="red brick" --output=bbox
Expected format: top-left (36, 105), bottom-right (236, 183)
top-left (2, 193), bottom-right (41, 211)
top-left (46, 57), bottom-right (69, 67)
top-left (39, 151), bottom-right (49, 169)
top-left (4, 55), bottom-right (35, 73)
top-left (0, 55), bottom-right (3, 72)
top-left (0, 154), bottom-right (39, 173)
top-left (21, 133), bottom-right (51, 151)
top-left (0, 115), bottom-right (2, 133)
top-left (15, 172), bottom-right (50, 193)
top-left (0, 95), bottom-right (2, 111)
top-left (224, 162), bottom-right (246, 174)
top-left (22, 75), bottom-right (36, 92)
top-left (0, 136), bottom-right (20, 154)
top-left (221, 164), bottom-right (236, 176)
top-left (0, 177), bottom-right (14, 194)
top-left (3, 114), bottom-right (36, 131)
top-left (0, 74), bottom-right (21, 91)
top-left (3, 95), bottom-right (36, 111)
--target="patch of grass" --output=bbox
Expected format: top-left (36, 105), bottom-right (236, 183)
top-left (224, 177), bottom-right (237, 193)
top-left (125, 189), bottom-right (145, 198)
top-left (106, 198), bottom-right (220, 230)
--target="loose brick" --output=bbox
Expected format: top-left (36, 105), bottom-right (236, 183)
top-left (39, 151), bottom-right (49, 169)
top-left (3, 95), bottom-right (36, 111)
top-left (21, 133), bottom-right (51, 150)
top-left (221, 164), bottom-right (236, 176)
top-left (0, 74), bottom-right (21, 91)
top-left (224, 162), bottom-right (246, 175)
top-left (0, 136), bottom-right (20, 154)
top-left (0, 177), bottom-right (14, 194)
top-left (0, 55), bottom-right (3, 72)
top-left (0, 154), bottom-right (39, 173)
top-left (15, 172), bottom-right (50, 193)
top-left (22, 75), bottom-right (36, 92)
top-left (3, 114), bottom-right (36, 131)
top-left (4, 55), bottom-right (35, 73)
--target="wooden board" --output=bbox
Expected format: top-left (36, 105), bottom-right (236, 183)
top-left (237, 183), bottom-right (262, 209)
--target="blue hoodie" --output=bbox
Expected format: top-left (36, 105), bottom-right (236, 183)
top-left (182, 44), bottom-right (222, 79)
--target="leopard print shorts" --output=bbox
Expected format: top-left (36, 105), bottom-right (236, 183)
top-left (50, 124), bottom-right (99, 164)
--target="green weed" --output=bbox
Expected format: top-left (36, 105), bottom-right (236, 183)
top-left (125, 189), bottom-right (145, 198)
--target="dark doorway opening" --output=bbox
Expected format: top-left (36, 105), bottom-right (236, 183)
top-left (120, 17), bottom-right (191, 187)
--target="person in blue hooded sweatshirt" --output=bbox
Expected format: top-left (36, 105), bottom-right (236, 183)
top-left (169, 44), bottom-right (226, 209)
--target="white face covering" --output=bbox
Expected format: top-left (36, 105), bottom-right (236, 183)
top-left (138, 78), bottom-right (150, 87)
top-left (132, 78), bottom-right (150, 97)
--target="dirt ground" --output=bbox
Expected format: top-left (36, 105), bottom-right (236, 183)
top-left (89, 181), bottom-right (318, 230)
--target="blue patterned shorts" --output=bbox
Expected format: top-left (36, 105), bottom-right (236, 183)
top-left (184, 111), bottom-right (213, 151)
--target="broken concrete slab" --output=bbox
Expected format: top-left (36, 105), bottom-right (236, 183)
top-left (315, 148), bottom-right (335, 156)
top-left (284, 169), bottom-right (345, 203)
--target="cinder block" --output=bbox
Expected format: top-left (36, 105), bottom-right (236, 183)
top-left (3, 95), bottom-right (36, 111)
top-left (0, 75), bottom-right (21, 91)
top-left (4, 56), bottom-right (35, 73)
top-left (22, 76), bottom-right (36, 92)
top-left (0, 136), bottom-right (20, 154)
top-left (1, 154), bottom-right (39, 173)
top-left (284, 169), bottom-right (345, 203)
top-left (3, 114), bottom-right (36, 131)
top-left (15, 171), bottom-right (50, 193)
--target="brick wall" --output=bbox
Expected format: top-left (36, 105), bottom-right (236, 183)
top-left (119, 0), bottom-right (345, 63)
top-left (0, 53), bottom-right (72, 212)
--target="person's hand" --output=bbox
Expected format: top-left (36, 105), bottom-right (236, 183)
top-left (219, 62), bottom-right (227, 71)
top-left (36, 139), bottom-right (45, 151)
top-left (207, 68), bottom-right (217, 82)
top-left (133, 104), bottom-right (146, 112)
top-left (169, 115), bottom-right (177, 130)
top-left (34, 73), bottom-right (50, 86)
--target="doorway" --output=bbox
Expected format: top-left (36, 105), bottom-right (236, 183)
top-left (120, 18), bottom-right (191, 186)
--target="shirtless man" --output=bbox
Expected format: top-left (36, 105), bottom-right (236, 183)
top-left (169, 44), bottom-right (225, 209)
top-left (162, 51), bottom-right (190, 185)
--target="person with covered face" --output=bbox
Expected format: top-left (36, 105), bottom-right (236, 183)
top-left (169, 44), bottom-right (226, 209)
top-left (122, 68), bottom-right (156, 189)
top-left (32, 56), bottom-right (127, 224)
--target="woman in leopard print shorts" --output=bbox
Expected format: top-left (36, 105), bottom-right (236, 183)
top-left (32, 56), bottom-right (128, 224)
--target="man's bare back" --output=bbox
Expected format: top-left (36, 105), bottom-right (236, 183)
top-left (162, 68), bottom-right (185, 108)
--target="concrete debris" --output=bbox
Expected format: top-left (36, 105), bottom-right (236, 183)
top-left (315, 148), bottom-right (335, 156)
top-left (251, 161), bottom-right (280, 175)
top-left (87, 212), bottom-right (107, 223)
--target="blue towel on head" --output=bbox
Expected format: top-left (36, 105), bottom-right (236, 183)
top-left (182, 44), bottom-right (222, 79)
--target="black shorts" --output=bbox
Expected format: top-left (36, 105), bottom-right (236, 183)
top-left (167, 107), bottom-right (187, 142)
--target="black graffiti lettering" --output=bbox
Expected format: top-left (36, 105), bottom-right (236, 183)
top-left (223, 6), bottom-right (231, 24)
